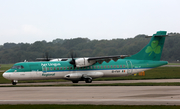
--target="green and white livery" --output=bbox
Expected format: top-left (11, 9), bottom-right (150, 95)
top-left (3, 31), bottom-right (168, 85)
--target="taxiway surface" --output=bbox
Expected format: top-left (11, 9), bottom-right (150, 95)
top-left (0, 79), bottom-right (180, 86)
top-left (0, 86), bottom-right (180, 105)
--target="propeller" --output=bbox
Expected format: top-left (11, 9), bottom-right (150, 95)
top-left (69, 51), bottom-right (76, 68)
top-left (45, 52), bottom-right (50, 61)
top-left (36, 52), bottom-right (52, 61)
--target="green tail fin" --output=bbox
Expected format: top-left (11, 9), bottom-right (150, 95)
top-left (126, 31), bottom-right (167, 61)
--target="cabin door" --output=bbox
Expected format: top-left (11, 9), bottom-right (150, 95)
top-left (126, 60), bottom-right (133, 74)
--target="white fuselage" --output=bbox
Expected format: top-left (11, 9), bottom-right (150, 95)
top-left (3, 68), bottom-right (148, 81)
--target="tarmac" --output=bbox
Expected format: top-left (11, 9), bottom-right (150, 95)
top-left (0, 86), bottom-right (180, 105)
top-left (0, 79), bottom-right (180, 105)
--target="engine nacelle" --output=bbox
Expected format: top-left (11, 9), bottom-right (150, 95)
top-left (75, 58), bottom-right (96, 67)
top-left (64, 72), bottom-right (104, 80)
top-left (64, 73), bottom-right (82, 80)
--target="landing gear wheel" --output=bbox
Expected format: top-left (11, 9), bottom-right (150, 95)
top-left (12, 82), bottom-right (17, 85)
top-left (11, 80), bottom-right (18, 85)
top-left (72, 81), bottom-right (79, 83)
top-left (85, 78), bottom-right (92, 83)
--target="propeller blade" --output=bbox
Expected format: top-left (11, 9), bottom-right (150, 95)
top-left (69, 51), bottom-right (77, 68)
top-left (36, 52), bottom-right (51, 61)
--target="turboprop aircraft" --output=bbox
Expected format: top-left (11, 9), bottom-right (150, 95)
top-left (3, 31), bottom-right (168, 85)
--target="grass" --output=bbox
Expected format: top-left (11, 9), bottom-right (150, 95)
top-left (0, 64), bottom-right (180, 84)
top-left (0, 64), bottom-right (13, 71)
top-left (168, 63), bottom-right (180, 65)
top-left (0, 105), bottom-right (180, 109)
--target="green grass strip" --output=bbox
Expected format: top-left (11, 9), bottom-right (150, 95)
top-left (0, 105), bottom-right (180, 109)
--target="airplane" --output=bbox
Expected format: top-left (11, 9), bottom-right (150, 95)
top-left (3, 31), bottom-right (168, 85)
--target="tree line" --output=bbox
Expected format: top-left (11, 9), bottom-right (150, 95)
top-left (0, 34), bottom-right (179, 64)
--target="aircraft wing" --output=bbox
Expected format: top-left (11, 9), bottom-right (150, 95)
top-left (88, 55), bottom-right (130, 64)
top-left (36, 58), bottom-right (54, 61)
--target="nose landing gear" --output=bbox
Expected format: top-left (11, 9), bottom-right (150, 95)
top-left (11, 80), bottom-right (18, 85)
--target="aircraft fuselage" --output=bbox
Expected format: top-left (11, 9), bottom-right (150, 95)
top-left (3, 59), bottom-right (168, 81)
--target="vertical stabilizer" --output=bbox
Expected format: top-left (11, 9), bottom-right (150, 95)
top-left (126, 31), bottom-right (167, 61)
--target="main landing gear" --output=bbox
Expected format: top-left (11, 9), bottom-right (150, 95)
top-left (85, 78), bottom-right (92, 83)
top-left (72, 80), bottom-right (79, 83)
top-left (71, 76), bottom-right (93, 83)
top-left (83, 75), bottom-right (92, 83)
top-left (11, 80), bottom-right (18, 85)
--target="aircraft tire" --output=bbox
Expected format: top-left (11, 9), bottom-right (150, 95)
top-left (85, 78), bottom-right (92, 83)
top-left (72, 81), bottom-right (79, 83)
top-left (12, 82), bottom-right (17, 85)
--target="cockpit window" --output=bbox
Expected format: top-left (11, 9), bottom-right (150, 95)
top-left (11, 65), bottom-right (24, 69)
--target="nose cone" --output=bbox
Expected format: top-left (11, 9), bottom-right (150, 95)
top-left (2, 73), bottom-right (10, 80)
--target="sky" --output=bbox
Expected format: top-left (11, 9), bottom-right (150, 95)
top-left (0, 0), bottom-right (180, 45)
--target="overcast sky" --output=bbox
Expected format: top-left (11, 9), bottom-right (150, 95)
top-left (0, 0), bottom-right (179, 45)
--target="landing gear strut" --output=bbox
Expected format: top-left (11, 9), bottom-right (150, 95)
top-left (11, 80), bottom-right (18, 85)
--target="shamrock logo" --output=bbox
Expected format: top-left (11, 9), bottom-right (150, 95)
top-left (145, 40), bottom-right (161, 56)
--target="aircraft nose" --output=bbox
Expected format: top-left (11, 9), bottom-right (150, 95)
top-left (2, 73), bottom-right (9, 79)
